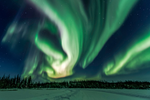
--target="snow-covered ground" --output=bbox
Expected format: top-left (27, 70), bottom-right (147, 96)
top-left (0, 89), bottom-right (150, 100)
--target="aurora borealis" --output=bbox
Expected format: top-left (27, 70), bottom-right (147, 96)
top-left (0, 0), bottom-right (150, 82)
top-left (104, 30), bottom-right (150, 75)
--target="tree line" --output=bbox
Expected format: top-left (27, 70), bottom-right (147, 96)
top-left (0, 74), bottom-right (150, 89)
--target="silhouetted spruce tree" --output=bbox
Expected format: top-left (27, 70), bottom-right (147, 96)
top-left (0, 74), bottom-right (5, 88)
top-left (19, 78), bottom-right (26, 89)
top-left (16, 74), bottom-right (20, 88)
top-left (27, 76), bottom-right (32, 88)
top-left (5, 74), bottom-right (10, 88)
top-left (13, 76), bottom-right (17, 88)
top-left (24, 77), bottom-right (27, 88)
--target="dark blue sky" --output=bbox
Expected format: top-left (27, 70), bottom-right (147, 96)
top-left (0, 0), bottom-right (24, 77)
top-left (0, 0), bottom-right (150, 81)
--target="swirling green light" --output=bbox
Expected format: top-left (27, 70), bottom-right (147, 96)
top-left (2, 0), bottom-right (139, 80)
top-left (104, 31), bottom-right (150, 75)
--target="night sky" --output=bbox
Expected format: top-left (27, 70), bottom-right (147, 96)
top-left (0, 0), bottom-right (150, 82)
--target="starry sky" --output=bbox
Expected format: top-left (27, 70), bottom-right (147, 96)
top-left (0, 0), bottom-right (150, 82)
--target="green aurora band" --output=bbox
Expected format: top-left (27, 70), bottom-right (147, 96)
top-left (104, 29), bottom-right (150, 75)
top-left (3, 0), bottom-right (150, 81)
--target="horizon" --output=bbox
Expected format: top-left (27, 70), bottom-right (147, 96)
top-left (0, 0), bottom-right (150, 82)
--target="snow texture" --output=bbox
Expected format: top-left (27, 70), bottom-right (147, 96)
top-left (0, 89), bottom-right (150, 100)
